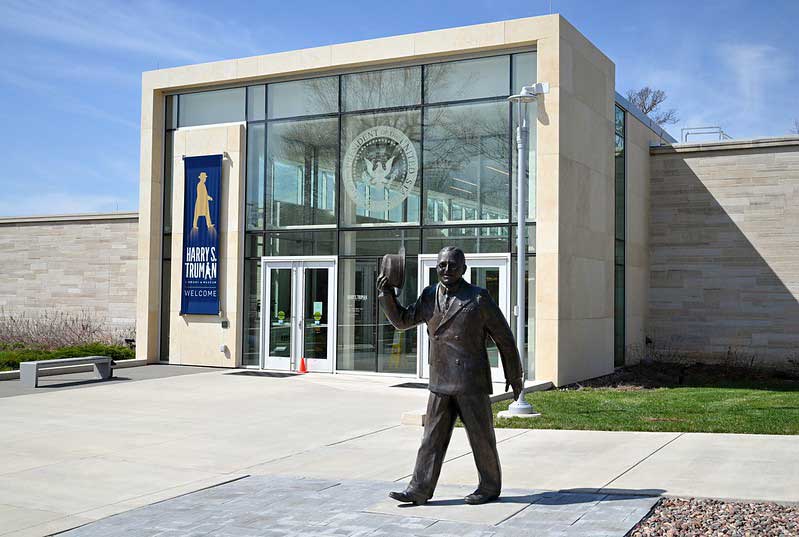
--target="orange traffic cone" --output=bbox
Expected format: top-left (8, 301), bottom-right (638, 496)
top-left (298, 358), bottom-right (308, 374)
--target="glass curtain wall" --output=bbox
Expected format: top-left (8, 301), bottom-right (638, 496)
top-left (170, 51), bottom-right (537, 374)
top-left (614, 105), bottom-right (626, 367)
top-left (159, 98), bottom-right (176, 361)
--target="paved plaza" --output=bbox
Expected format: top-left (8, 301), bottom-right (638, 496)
top-left (0, 366), bottom-right (797, 536)
top-left (60, 475), bottom-right (658, 537)
top-left (0, 363), bottom-right (214, 398)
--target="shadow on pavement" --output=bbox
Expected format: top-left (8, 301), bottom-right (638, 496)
top-left (39, 376), bottom-right (132, 389)
top-left (400, 488), bottom-right (666, 508)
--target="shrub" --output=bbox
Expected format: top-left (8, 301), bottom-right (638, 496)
top-left (0, 309), bottom-right (133, 350)
top-left (0, 343), bottom-right (135, 372)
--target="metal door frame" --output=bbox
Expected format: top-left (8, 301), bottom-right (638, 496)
top-left (417, 253), bottom-right (511, 381)
top-left (260, 256), bottom-right (337, 373)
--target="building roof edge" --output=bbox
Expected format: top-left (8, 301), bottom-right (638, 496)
top-left (0, 212), bottom-right (139, 225)
top-left (650, 136), bottom-right (799, 155)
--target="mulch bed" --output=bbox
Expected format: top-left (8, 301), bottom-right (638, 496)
top-left (561, 362), bottom-right (799, 391)
top-left (629, 497), bottom-right (799, 536)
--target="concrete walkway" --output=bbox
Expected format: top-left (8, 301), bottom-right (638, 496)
top-left (1, 367), bottom-right (797, 536)
top-left (60, 476), bottom-right (659, 537)
top-left (0, 363), bottom-right (214, 398)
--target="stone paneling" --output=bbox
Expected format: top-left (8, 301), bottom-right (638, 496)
top-left (167, 125), bottom-right (245, 368)
top-left (0, 215), bottom-right (138, 331)
top-left (649, 139), bottom-right (799, 368)
top-left (623, 112), bottom-right (673, 364)
top-left (539, 16), bottom-right (616, 386)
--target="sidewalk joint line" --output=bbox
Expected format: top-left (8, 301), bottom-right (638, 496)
top-left (239, 448), bottom-right (316, 470)
top-left (325, 424), bottom-right (400, 447)
top-left (494, 499), bottom-right (538, 526)
top-left (600, 433), bottom-right (685, 491)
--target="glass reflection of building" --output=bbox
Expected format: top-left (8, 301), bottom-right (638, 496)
top-left (162, 52), bottom-right (538, 376)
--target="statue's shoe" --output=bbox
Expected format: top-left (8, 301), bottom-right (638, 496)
top-left (464, 491), bottom-right (500, 505)
top-left (388, 490), bottom-right (428, 505)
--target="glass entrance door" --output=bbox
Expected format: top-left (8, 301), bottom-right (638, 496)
top-left (418, 253), bottom-right (510, 382)
top-left (261, 257), bottom-right (336, 372)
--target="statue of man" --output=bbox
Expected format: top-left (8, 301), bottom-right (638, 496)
top-left (377, 246), bottom-right (523, 506)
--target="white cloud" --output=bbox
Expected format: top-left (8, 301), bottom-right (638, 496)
top-left (718, 43), bottom-right (791, 116)
top-left (0, 0), bottom-right (260, 65)
top-left (621, 38), bottom-right (796, 140)
top-left (0, 70), bottom-right (138, 130)
top-left (7, 51), bottom-right (139, 87)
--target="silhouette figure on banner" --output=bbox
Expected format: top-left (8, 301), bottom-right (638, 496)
top-left (192, 171), bottom-right (214, 231)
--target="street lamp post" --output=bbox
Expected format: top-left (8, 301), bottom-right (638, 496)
top-left (505, 83), bottom-right (547, 417)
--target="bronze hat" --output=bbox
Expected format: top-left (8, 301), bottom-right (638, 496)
top-left (380, 252), bottom-right (405, 290)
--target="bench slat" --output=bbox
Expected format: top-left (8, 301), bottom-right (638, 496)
top-left (26, 356), bottom-right (112, 367)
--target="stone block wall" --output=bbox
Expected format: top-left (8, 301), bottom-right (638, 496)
top-left (623, 105), bottom-right (674, 365)
top-left (649, 138), bottom-right (799, 369)
top-left (0, 213), bottom-right (138, 332)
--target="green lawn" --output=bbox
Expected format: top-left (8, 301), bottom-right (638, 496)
top-left (492, 385), bottom-right (799, 435)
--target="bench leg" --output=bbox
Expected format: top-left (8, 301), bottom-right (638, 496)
top-left (94, 362), bottom-right (112, 380)
top-left (20, 363), bottom-right (38, 388)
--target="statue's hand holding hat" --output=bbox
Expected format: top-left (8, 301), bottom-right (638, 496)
top-left (379, 251), bottom-right (405, 292)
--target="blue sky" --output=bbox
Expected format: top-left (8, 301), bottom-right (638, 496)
top-left (0, 0), bottom-right (796, 216)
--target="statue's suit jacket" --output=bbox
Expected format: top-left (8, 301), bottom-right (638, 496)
top-left (380, 281), bottom-right (522, 395)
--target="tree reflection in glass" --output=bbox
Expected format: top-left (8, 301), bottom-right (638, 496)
top-left (424, 100), bottom-right (510, 224)
top-left (266, 118), bottom-right (338, 228)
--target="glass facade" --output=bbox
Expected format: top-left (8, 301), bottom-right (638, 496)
top-left (342, 66), bottom-right (421, 112)
top-left (424, 101), bottom-right (510, 224)
top-left (159, 102), bottom-right (175, 361)
top-left (266, 117), bottom-right (337, 227)
top-left (164, 51), bottom-right (538, 375)
top-left (614, 105), bottom-right (626, 367)
top-left (179, 88), bottom-right (245, 127)
top-left (341, 109), bottom-right (421, 225)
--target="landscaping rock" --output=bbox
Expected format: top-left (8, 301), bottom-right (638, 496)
top-left (629, 497), bottom-right (799, 536)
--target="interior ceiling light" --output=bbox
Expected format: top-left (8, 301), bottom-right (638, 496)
top-left (485, 166), bottom-right (509, 176)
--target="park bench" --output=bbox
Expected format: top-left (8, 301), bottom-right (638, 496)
top-left (20, 356), bottom-right (113, 388)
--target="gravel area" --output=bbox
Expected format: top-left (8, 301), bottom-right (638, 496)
top-left (629, 497), bottom-right (799, 536)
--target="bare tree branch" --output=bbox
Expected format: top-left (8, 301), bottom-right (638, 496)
top-left (791, 119), bottom-right (799, 135)
top-left (626, 86), bottom-right (679, 126)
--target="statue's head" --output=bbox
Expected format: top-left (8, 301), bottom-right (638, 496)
top-left (436, 246), bottom-right (467, 289)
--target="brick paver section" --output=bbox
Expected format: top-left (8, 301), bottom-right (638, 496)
top-left (62, 475), bottom-right (658, 537)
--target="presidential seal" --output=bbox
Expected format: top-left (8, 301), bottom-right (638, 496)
top-left (342, 126), bottom-right (418, 212)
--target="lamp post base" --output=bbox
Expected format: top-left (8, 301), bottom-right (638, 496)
top-left (499, 396), bottom-right (541, 419)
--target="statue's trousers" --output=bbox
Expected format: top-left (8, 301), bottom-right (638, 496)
top-left (408, 391), bottom-right (501, 499)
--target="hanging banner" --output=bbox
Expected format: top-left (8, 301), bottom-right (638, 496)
top-left (180, 154), bottom-right (223, 315)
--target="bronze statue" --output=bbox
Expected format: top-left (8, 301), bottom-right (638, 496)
top-left (377, 246), bottom-right (523, 506)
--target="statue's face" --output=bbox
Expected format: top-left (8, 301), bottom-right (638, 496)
top-left (436, 249), bottom-right (466, 288)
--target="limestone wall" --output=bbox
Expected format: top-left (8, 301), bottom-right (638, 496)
top-left (649, 138), bottom-right (799, 368)
top-left (534, 17), bottom-right (616, 386)
top-left (0, 213), bottom-right (138, 331)
top-left (166, 124), bottom-right (245, 367)
top-left (623, 111), bottom-right (673, 363)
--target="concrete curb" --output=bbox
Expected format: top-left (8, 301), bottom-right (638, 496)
top-left (401, 380), bottom-right (553, 426)
top-left (0, 358), bottom-right (147, 381)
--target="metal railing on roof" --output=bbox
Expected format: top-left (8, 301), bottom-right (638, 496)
top-left (681, 126), bottom-right (733, 143)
